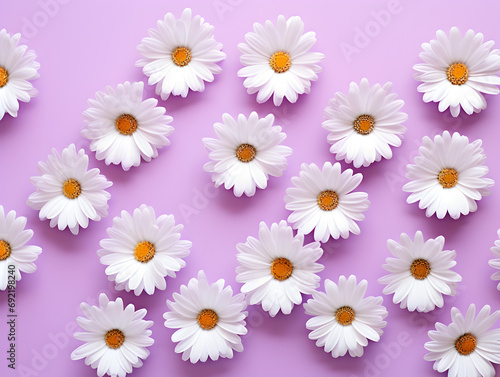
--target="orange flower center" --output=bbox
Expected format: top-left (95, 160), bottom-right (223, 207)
top-left (134, 241), bottom-right (156, 263)
top-left (317, 190), bottom-right (339, 211)
top-left (236, 143), bottom-right (257, 162)
top-left (197, 309), bottom-right (218, 330)
top-left (447, 63), bottom-right (469, 85)
top-left (335, 306), bottom-right (355, 326)
top-left (455, 333), bottom-right (476, 355)
top-left (438, 168), bottom-right (458, 188)
top-left (172, 47), bottom-right (192, 67)
top-left (410, 259), bottom-right (431, 280)
top-left (105, 329), bottom-right (125, 349)
top-left (116, 114), bottom-right (138, 135)
top-left (0, 240), bottom-right (12, 261)
top-left (62, 179), bottom-right (82, 199)
top-left (0, 67), bottom-right (8, 88)
top-left (270, 51), bottom-right (291, 73)
top-left (353, 114), bottom-right (375, 135)
top-left (270, 257), bottom-right (293, 281)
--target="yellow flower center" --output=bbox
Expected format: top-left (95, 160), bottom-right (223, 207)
top-left (270, 257), bottom-right (293, 281)
top-left (270, 51), bottom-right (291, 73)
top-left (353, 114), bottom-right (375, 135)
top-left (0, 240), bottom-right (12, 261)
top-left (116, 114), bottom-right (138, 135)
top-left (447, 63), bottom-right (469, 85)
top-left (197, 309), bottom-right (218, 330)
top-left (335, 306), bottom-right (355, 326)
top-left (438, 168), bottom-right (458, 188)
top-left (317, 190), bottom-right (339, 211)
top-left (172, 47), bottom-right (192, 67)
top-left (236, 143), bottom-right (257, 162)
top-left (455, 333), bottom-right (477, 355)
top-left (410, 259), bottom-right (431, 280)
top-left (134, 241), bottom-right (156, 263)
top-left (63, 179), bottom-right (82, 199)
top-left (0, 67), bottom-right (8, 88)
top-left (105, 329), bottom-right (125, 349)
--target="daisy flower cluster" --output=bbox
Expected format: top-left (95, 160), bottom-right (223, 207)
top-left (0, 29), bottom-right (39, 121)
top-left (424, 304), bottom-right (500, 377)
top-left (414, 27), bottom-right (500, 117)
top-left (379, 231), bottom-right (462, 313)
top-left (403, 131), bottom-right (493, 220)
top-left (0, 206), bottom-right (41, 290)
top-left (70, 294), bottom-right (154, 377)
top-left (97, 204), bottom-right (191, 296)
top-left (323, 78), bottom-right (407, 168)
top-left (3, 6), bottom-right (500, 377)
top-left (27, 144), bottom-right (112, 235)
top-left (203, 112), bottom-right (292, 197)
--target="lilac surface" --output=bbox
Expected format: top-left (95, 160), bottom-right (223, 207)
top-left (1, 0), bottom-right (500, 376)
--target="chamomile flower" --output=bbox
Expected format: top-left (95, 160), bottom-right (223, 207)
top-left (414, 27), bottom-right (500, 117)
top-left (0, 29), bottom-right (40, 121)
top-left (136, 8), bottom-right (226, 100)
top-left (424, 304), bottom-right (500, 377)
top-left (403, 131), bottom-right (493, 219)
top-left (238, 15), bottom-right (324, 106)
top-left (82, 81), bottom-right (174, 171)
top-left (71, 293), bottom-right (154, 377)
top-left (488, 229), bottom-right (500, 290)
top-left (378, 231), bottom-right (462, 313)
top-left (0, 205), bottom-right (41, 290)
top-left (322, 78), bottom-right (407, 168)
top-left (97, 204), bottom-right (191, 295)
top-left (284, 162), bottom-right (370, 242)
top-left (236, 220), bottom-right (323, 317)
top-left (202, 112), bottom-right (292, 197)
top-left (164, 270), bottom-right (247, 363)
top-left (27, 144), bottom-right (112, 235)
top-left (304, 275), bottom-right (388, 358)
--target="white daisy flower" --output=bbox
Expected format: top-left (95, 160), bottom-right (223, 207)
top-left (97, 204), bottom-right (191, 296)
top-left (284, 162), bottom-right (370, 242)
top-left (27, 144), bottom-right (112, 235)
top-left (237, 15), bottom-right (324, 106)
top-left (136, 8), bottom-right (225, 100)
top-left (202, 112), bottom-right (292, 197)
top-left (304, 275), bottom-right (388, 358)
top-left (164, 270), bottom-right (247, 363)
top-left (488, 229), bottom-right (500, 290)
top-left (403, 131), bottom-right (493, 220)
top-left (0, 29), bottom-right (40, 121)
top-left (71, 293), bottom-right (154, 377)
top-left (0, 205), bottom-right (42, 290)
top-left (236, 220), bottom-right (323, 317)
top-left (322, 78), bottom-right (407, 168)
top-left (424, 304), bottom-right (500, 377)
top-left (82, 81), bottom-right (174, 171)
top-left (414, 27), bottom-right (500, 117)
top-left (378, 231), bottom-right (462, 313)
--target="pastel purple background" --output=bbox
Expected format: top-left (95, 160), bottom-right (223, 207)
top-left (1, 0), bottom-right (500, 376)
